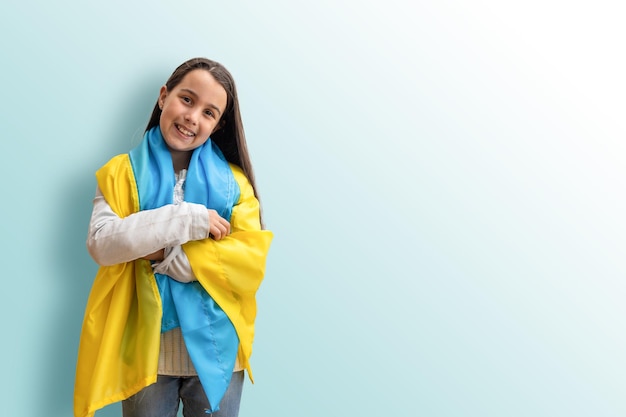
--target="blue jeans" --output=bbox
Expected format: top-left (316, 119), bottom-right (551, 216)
top-left (122, 371), bottom-right (244, 417)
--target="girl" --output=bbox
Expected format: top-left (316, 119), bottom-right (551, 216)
top-left (74, 58), bottom-right (273, 417)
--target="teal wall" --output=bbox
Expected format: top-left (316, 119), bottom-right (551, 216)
top-left (1, 1), bottom-right (625, 416)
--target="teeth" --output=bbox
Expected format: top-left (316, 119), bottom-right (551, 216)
top-left (177, 124), bottom-right (194, 137)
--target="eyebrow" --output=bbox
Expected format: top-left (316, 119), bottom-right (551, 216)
top-left (180, 88), bottom-right (223, 116)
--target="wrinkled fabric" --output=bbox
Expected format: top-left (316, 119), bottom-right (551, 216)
top-left (74, 128), bottom-right (273, 417)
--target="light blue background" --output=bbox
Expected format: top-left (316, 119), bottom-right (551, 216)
top-left (1, 1), bottom-right (625, 416)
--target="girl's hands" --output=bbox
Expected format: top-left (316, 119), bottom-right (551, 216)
top-left (208, 209), bottom-right (231, 240)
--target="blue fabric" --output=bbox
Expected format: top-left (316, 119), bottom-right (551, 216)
top-left (128, 126), bottom-right (240, 413)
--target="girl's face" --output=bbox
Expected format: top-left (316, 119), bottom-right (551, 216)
top-left (158, 69), bottom-right (227, 154)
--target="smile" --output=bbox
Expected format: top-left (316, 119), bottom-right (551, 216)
top-left (175, 124), bottom-right (196, 137)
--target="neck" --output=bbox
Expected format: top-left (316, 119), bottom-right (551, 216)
top-left (170, 150), bottom-right (192, 172)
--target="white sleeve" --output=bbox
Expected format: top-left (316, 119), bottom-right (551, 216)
top-left (87, 186), bottom-right (210, 266)
top-left (152, 245), bottom-right (197, 283)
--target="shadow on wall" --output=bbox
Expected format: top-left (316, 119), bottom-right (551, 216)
top-left (42, 70), bottom-right (164, 417)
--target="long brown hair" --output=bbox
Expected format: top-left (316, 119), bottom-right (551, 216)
top-left (146, 58), bottom-right (264, 225)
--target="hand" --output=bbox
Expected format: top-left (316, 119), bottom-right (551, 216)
top-left (208, 209), bottom-right (231, 240)
top-left (141, 249), bottom-right (165, 261)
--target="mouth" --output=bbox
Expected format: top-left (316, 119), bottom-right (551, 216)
top-left (175, 123), bottom-right (196, 138)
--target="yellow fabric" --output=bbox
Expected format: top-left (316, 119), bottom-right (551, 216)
top-left (74, 155), bottom-right (273, 417)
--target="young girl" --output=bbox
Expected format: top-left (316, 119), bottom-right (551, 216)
top-left (74, 58), bottom-right (273, 417)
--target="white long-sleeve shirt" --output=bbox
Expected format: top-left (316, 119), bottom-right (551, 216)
top-left (87, 170), bottom-right (208, 282)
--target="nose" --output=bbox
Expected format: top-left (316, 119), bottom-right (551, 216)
top-left (184, 109), bottom-right (199, 125)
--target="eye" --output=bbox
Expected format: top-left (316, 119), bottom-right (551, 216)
top-left (204, 110), bottom-right (215, 118)
top-left (181, 96), bottom-right (192, 104)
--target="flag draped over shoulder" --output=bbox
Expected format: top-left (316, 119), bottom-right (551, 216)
top-left (74, 128), bottom-right (273, 417)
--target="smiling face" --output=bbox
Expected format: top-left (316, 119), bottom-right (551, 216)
top-left (158, 69), bottom-right (228, 167)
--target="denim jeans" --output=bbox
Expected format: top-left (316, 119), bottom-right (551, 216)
top-left (122, 371), bottom-right (244, 417)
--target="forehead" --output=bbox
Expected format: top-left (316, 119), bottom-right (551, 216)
top-left (174, 69), bottom-right (227, 109)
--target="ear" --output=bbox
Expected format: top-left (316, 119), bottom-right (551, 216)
top-left (158, 85), bottom-right (168, 109)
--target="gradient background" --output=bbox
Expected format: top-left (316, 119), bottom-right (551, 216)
top-left (1, 1), bottom-right (625, 416)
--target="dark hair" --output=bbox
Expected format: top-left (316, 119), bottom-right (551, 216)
top-left (146, 57), bottom-right (264, 225)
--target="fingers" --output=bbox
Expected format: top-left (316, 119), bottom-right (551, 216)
top-left (141, 249), bottom-right (165, 261)
top-left (208, 209), bottom-right (231, 240)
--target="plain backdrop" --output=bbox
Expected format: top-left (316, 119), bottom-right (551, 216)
top-left (1, 1), bottom-right (625, 416)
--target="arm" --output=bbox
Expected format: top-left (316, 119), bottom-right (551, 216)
top-left (87, 186), bottom-right (211, 266)
top-left (152, 245), bottom-right (196, 282)
top-left (151, 172), bottom-right (255, 281)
